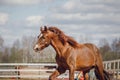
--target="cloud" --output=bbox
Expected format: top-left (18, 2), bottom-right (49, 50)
top-left (44, 13), bottom-right (120, 26)
top-left (48, 0), bottom-right (120, 26)
top-left (26, 16), bottom-right (44, 27)
top-left (46, 24), bottom-right (120, 45)
top-left (0, 0), bottom-right (54, 5)
top-left (0, 0), bottom-right (119, 46)
top-left (0, 12), bottom-right (8, 25)
top-left (53, 0), bottom-right (120, 14)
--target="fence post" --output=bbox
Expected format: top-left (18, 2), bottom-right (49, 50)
top-left (17, 66), bottom-right (19, 80)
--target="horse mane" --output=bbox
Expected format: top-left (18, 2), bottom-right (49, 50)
top-left (48, 27), bottom-right (79, 47)
top-left (66, 36), bottom-right (79, 47)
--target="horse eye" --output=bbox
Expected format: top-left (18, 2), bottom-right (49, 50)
top-left (37, 36), bottom-right (39, 39)
top-left (42, 36), bottom-right (45, 39)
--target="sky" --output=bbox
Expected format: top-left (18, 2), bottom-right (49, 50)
top-left (0, 0), bottom-right (120, 46)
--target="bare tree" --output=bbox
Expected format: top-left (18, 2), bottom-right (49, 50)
top-left (21, 36), bottom-right (36, 63)
top-left (111, 38), bottom-right (120, 53)
top-left (0, 35), bottom-right (4, 48)
top-left (99, 39), bottom-right (111, 60)
top-left (10, 39), bottom-right (23, 63)
top-left (2, 47), bottom-right (10, 63)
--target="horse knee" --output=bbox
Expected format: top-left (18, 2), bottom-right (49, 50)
top-left (49, 76), bottom-right (55, 80)
top-left (49, 70), bottom-right (60, 80)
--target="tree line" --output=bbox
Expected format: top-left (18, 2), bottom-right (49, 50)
top-left (0, 35), bottom-right (56, 63)
top-left (0, 35), bottom-right (120, 63)
top-left (99, 38), bottom-right (120, 61)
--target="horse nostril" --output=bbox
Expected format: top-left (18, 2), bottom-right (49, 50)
top-left (34, 47), bottom-right (39, 52)
top-left (34, 45), bottom-right (39, 51)
top-left (36, 48), bottom-right (39, 51)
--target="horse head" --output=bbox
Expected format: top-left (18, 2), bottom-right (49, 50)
top-left (33, 26), bottom-right (54, 52)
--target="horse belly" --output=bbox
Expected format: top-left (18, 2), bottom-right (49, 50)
top-left (75, 53), bottom-right (95, 70)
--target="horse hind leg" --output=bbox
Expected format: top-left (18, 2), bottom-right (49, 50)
top-left (83, 71), bottom-right (89, 80)
top-left (84, 73), bottom-right (89, 80)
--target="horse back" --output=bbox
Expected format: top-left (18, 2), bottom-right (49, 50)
top-left (84, 43), bottom-right (100, 55)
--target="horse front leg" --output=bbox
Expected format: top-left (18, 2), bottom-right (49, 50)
top-left (69, 65), bottom-right (75, 80)
top-left (69, 69), bottom-right (74, 80)
top-left (49, 66), bottom-right (66, 80)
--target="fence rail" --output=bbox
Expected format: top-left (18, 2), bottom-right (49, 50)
top-left (103, 59), bottom-right (120, 71)
top-left (0, 63), bottom-right (57, 79)
top-left (103, 59), bottom-right (120, 79)
top-left (0, 59), bottom-right (120, 79)
top-left (0, 63), bottom-right (57, 66)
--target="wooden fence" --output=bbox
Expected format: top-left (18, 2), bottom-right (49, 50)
top-left (0, 59), bottom-right (120, 80)
top-left (103, 59), bottom-right (120, 79)
top-left (0, 63), bottom-right (57, 79)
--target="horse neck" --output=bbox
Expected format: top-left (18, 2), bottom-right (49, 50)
top-left (50, 38), bottom-right (67, 57)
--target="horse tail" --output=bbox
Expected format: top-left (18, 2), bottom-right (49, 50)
top-left (103, 70), bottom-right (110, 80)
top-left (94, 66), bottom-right (101, 80)
top-left (95, 66), bottom-right (111, 80)
top-left (95, 46), bottom-right (110, 80)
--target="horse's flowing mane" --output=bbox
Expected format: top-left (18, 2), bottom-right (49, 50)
top-left (48, 27), bottom-right (79, 47)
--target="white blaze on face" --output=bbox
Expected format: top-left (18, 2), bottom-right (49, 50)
top-left (40, 33), bottom-right (43, 38)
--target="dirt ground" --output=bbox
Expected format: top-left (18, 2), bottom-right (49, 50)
top-left (0, 78), bottom-right (48, 80)
top-left (0, 78), bottom-right (120, 80)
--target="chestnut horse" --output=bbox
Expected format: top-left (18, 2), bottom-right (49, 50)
top-left (34, 26), bottom-right (110, 80)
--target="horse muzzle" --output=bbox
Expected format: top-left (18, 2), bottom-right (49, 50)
top-left (33, 44), bottom-right (41, 52)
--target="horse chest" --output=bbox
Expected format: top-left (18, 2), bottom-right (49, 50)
top-left (56, 56), bottom-right (69, 68)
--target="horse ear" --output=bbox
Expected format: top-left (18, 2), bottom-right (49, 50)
top-left (44, 26), bottom-right (47, 31)
top-left (40, 26), bottom-right (44, 32)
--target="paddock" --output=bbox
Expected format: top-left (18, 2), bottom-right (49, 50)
top-left (0, 59), bottom-right (120, 80)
